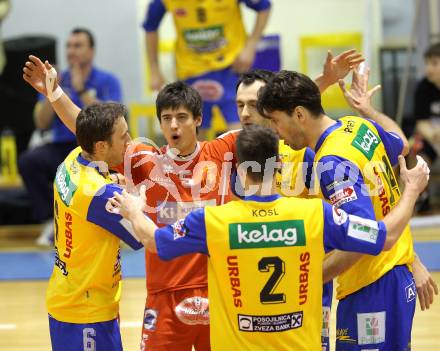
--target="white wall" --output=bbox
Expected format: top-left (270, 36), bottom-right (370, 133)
top-left (3, 0), bottom-right (383, 104)
top-left (3, 0), bottom-right (144, 103)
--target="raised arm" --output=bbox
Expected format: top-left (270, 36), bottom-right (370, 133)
top-left (339, 66), bottom-right (409, 156)
top-left (143, 0), bottom-right (167, 91)
top-left (23, 55), bottom-right (81, 134)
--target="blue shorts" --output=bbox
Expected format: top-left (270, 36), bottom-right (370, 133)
top-left (322, 281), bottom-right (333, 351)
top-left (49, 315), bottom-right (123, 351)
top-left (185, 67), bottom-right (239, 129)
top-left (335, 265), bottom-right (416, 351)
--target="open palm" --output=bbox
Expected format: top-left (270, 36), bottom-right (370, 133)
top-left (22, 55), bottom-right (56, 95)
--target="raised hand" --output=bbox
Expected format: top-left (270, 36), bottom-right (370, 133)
top-left (398, 155), bottom-right (430, 194)
top-left (322, 49), bottom-right (365, 86)
top-left (22, 55), bottom-right (58, 96)
top-left (112, 185), bottom-right (147, 220)
top-left (339, 66), bottom-right (381, 116)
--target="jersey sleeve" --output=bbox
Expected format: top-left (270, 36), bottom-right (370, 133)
top-left (319, 155), bottom-right (375, 220)
top-left (241, 0), bottom-right (272, 11)
top-left (155, 208), bottom-right (208, 260)
top-left (87, 184), bottom-right (143, 250)
top-left (322, 202), bottom-right (386, 255)
top-left (203, 130), bottom-right (239, 164)
top-left (368, 119), bottom-right (404, 166)
top-left (142, 0), bottom-right (166, 32)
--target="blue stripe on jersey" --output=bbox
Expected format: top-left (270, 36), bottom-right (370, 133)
top-left (303, 147), bottom-right (315, 189)
top-left (155, 208), bottom-right (208, 261)
top-left (319, 155), bottom-right (375, 220)
top-left (322, 202), bottom-right (386, 255)
top-left (368, 119), bottom-right (404, 166)
top-left (87, 184), bottom-right (143, 250)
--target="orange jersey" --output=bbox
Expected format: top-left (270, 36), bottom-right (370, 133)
top-left (121, 131), bottom-right (238, 294)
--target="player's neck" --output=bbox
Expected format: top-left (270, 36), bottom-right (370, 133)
top-left (244, 177), bottom-right (277, 197)
top-left (309, 114), bottom-right (336, 151)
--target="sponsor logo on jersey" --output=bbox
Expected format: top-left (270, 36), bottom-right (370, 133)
top-left (329, 186), bottom-right (357, 207)
top-left (357, 311), bottom-right (386, 345)
top-left (54, 247), bottom-right (68, 276)
top-left (405, 282), bottom-right (417, 303)
top-left (172, 219), bottom-right (188, 240)
top-left (175, 296), bottom-right (210, 325)
top-left (238, 311), bottom-right (303, 332)
top-left (343, 120), bottom-right (355, 133)
top-left (347, 215), bottom-right (379, 244)
top-left (332, 206), bottom-right (348, 225)
top-left (143, 308), bottom-right (158, 331)
top-left (55, 163), bottom-right (78, 206)
top-left (183, 26), bottom-right (226, 53)
top-left (351, 124), bottom-right (381, 160)
top-left (229, 220), bottom-right (306, 249)
top-left (336, 328), bottom-right (357, 343)
top-left (157, 199), bottom-right (216, 224)
top-left (192, 79), bottom-right (224, 101)
top-left (322, 306), bottom-right (331, 338)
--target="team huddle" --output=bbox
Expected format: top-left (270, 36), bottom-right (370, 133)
top-left (20, 2), bottom-right (438, 351)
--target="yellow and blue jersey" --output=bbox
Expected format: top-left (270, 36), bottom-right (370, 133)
top-left (312, 116), bottom-right (414, 299)
top-left (47, 147), bottom-right (143, 323)
top-left (154, 194), bottom-right (387, 351)
top-left (276, 142), bottom-right (314, 197)
top-left (143, 0), bottom-right (271, 79)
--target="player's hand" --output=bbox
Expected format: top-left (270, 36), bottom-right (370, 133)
top-left (232, 44), bottom-right (256, 73)
top-left (321, 49), bottom-right (365, 87)
top-left (339, 66), bottom-right (381, 116)
top-left (412, 256), bottom-right (439, 310)
top-left (112, 185), bottom-right (147, 220)
top-left (23, 55), bottom-right (59, 96)
top-left (398, 155), bottom-right (430, 195)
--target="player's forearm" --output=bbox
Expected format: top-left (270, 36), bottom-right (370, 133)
top-left (361, 107), bottom-right (409, 156)
top-left (314, 74), bottom-right (331, 94)
top-left (128, 211), bottom-right (158, 253)
top-left (323, 250), bottom-right (363, 283)
top-left (50, 93), bottom-right (81, 134)
top-left (146, 31), bottom-right (161, 73)
top-left (382, 188), bottom-right (418, 250)
top-left (33, 100), bottom-right (54, 130)
top-left (246, 9), bottom-right (270, 47)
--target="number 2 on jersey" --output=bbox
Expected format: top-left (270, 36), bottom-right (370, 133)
top-left (258, 257), bottom-right (286, 304)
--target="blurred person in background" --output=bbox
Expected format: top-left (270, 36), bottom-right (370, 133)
top-left (143, 0), bottom-right (271, 140)
top-left (18, 28), bottom-right (122, 245)
top-left (412, 42), bottom-right (440, 212)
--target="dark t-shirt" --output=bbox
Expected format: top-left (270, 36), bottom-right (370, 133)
top-left (414, 78), bottom-right (440, 121)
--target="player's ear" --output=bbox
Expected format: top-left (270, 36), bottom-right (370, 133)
top-left (94, 140), bottom-right (108, 155)
top-left (294, 106), bottom-right (307, 123)
top-left (194, 115), bottom-right (202, 127)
